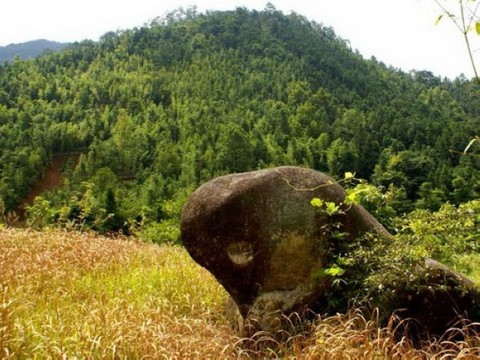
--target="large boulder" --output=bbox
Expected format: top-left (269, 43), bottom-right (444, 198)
top-left (181, 166), bottom-right (387, 330)
top-left (180, 166), bottom-right (480, 336)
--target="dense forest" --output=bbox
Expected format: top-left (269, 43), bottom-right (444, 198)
top-left (0, 5), bottom-right (478, 241)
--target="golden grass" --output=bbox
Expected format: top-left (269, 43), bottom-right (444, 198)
top-left (2, 228), bottom-right (480, 359)
top-left (1, 228), bottom-right (235, 359)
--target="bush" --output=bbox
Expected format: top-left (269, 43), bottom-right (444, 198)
top-left (396, 200), bottom-right (480, 273)
top-left (137, 219), bottom-right (181, 245)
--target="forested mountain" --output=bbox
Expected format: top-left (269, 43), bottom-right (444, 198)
top-left (0, 6), bottom-right (478, 239)
top-left (0, 39), bottom-right (69, 63)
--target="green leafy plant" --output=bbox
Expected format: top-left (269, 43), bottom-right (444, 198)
top-left (395, 200), bottom-right (480, 278)
top-left (311, 197), bottom-right (342, 216)
top-left (309, 172), bottom-right (366, 291)
top-left (309, 175), bottom-right (480, 314)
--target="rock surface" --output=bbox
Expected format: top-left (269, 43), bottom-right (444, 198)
top-left (378, 258), bottom-right (480, 338)
top-left (181, 166), bottom-right (388, 332)
top-left (181, 166), bottom-right (480, 337)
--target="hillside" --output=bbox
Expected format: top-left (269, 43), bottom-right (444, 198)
top-left (0, 6), bottom-right (478, 238)
top-left (0, 39), bottom-right (69, 63)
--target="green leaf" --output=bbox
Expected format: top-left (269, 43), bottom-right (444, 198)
top-left (313, 264), bottom-right (346, 280)
top-left (464, 137), bottom-right (478, 153)
top-left (332, 230), bottom-right (348, 240)
top-left (325, 201), bottom-right (340, 216)
top-left (310, 197), bottom-right (323, 208)
top-left (344, 172), bottom-right (355, 180)
top-left (344, 188), bottom-right (367, 205)
top-left (324, 265), bottom-right (345, 277)
top-left (476, 21), bottom-right (480, 35)
top-left (337, 257), bottom-right (355, 266)
top-left (435, 14), bottom-right (443, 26)
top-left (344, 191), bottom-right (359, 205)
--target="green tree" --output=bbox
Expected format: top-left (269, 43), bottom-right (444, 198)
top-left (415, 182), bottom-right (446, 211)
top-left (216, 124), bottom-right (254, 173)
top-left (326, 139), bottom-right (359, 178)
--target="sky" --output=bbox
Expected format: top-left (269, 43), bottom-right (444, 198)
top-left (0, 0), bottom-right (478, 80)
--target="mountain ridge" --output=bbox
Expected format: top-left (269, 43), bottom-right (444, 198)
top-left (0, 39), bottom-right (69, 63)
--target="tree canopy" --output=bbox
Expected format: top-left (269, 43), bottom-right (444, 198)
top-left (0, 6), bottom-right (478, 239)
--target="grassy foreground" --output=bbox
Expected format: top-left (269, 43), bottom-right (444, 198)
top-left (2, 228), bottom-right (480, 359)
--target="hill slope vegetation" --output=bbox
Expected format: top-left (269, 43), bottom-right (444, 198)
top-left (0, 6), bottom-right (478, 237)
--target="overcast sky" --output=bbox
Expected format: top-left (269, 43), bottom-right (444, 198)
top-left (1, 0), bottom-right (478, 79)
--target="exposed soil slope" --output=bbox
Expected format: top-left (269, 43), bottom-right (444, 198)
top-left (15, 154), bottom-right (79, 220)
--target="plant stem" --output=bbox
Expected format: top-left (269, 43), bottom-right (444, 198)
top-left (460, 0), bottom-right (479, 82)
top-left (433, 0), bottom-right (479, 82)
top-left (463, 31), bottom-right (479, 81)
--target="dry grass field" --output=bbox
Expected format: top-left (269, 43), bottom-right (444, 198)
top-left (2, 228), bottom-right (480, 359)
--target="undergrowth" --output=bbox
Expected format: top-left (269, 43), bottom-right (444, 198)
top-left (2, 228), bottom-right (480, 359)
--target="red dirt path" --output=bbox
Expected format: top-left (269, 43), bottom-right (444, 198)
top-left (15, 154), bottom-right (80, 220)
